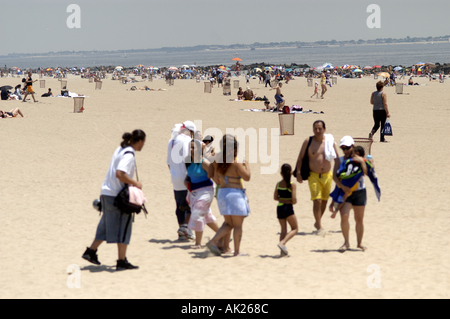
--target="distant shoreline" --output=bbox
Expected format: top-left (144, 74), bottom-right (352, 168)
top-left (2, 38), bottom-right (449, 58)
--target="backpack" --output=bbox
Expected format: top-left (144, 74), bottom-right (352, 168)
top-left (22, 78), bottom-right (26, 83)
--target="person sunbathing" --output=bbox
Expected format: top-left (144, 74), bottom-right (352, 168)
top-left (0, 108), bottom-right (25, 118)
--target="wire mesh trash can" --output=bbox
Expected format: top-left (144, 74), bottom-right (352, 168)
top-left (73, 97), bottom-right (85, 113)
top-left (332, 77), bottom-right (337, 85)
top-left (40, 80), bottom-right (45, 88)
top-left (307, 78), bottom-right (313, 87)
top-left (278, 114), bottom-right (295, 136)
top-left (223, 83), bottom-right (231, 95)
top-left (271, 80), bottom-right (278, 87)
top-left (233, 80), bottom-right (239, 89)
top-left (95, 81), bottom-right (102, 90)
top-left (89, 77), bottom-right (93, 83)
top-left (61, 80), bottom-right (67, 89)
top-left (353, 138), bottom-right (373, 157)
top-left (374, 74), bottom-right (378, 80)
top-left (395, 83), bottom-right (403, 94)
top-left (204, 82), bottom-right (212, 93)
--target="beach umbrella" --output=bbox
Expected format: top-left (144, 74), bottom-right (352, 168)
top-left (416, 62), bottom-right (425, 66)
top-left (322, 63), bottom-right (333, 69)
top-left (253, 68), bottom-right (262, 72)
top-left (425, 62), bottom-right (436, 67)
top-left (11, 67), bottom-right (18, 70)
top-left (377, 72), bottom-right (390, 78)
top-left (46, 68), bottom-right (53, 71)
top-left (232, 57), bottom-right (242, 61)
top-left (115, 66), bottom-right (123, 70)
top-left (372, 65), bottom-right (381, 69)
top-left (363, 66), bottom-right (372, 70)
top-left (135, 64), bottom-right (144, 68)
top-left (168, 66), bottom-right (178, 71)
top-left (393, 66), bottom-right (403, 71)
top-left (264, 66), bottom-right (272, 71)
top-left (313, 66), bottom-right (324, 72)
top-left (0, 85), bottom-right (13, 91)
top-left (353, 69), bottom-right (363, 73)
top-left (182, 69), bottom-right (194, 73)
top-left (342, 64), bottom-right (349, 69)
top-left (182, 65), bottom-right (190, 69)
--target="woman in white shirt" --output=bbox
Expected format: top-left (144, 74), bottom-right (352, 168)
top-left (82, 130), bottom-right (146, 271)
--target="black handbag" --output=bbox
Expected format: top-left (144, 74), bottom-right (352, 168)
top-left (113, 151), bottom-right (148, 216)
top-left (293, 136), bottom-right (313, 180)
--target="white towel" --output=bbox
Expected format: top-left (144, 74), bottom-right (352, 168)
top-left (324, 134), bottom-right (337, 162)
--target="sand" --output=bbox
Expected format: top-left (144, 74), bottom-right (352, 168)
top-left (0, 73), bottom-right (449, 299)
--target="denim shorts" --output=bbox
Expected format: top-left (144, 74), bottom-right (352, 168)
top-left (95, 195), bottom-right (133, 244)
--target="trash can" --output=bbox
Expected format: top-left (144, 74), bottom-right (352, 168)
top-left (233, 80), bottom-right (239, 89)
top-left (278, 114), bottom-right (295, 136)
top-left (204, 82), bottom-right (212, 93)
top-left (331, 77), bottom-right (337, 85)
top-left (61, 80), bottom-right (67, 89)
top-left (40, 80), bottom-right (45, 88)
top-left (395, 83), bottom-right (403, 94)
top-left (73, 97), bottom-right (85, 113)
top-left (223, 83), bottom-right (231, 95)
top-left (374, 74), bottom-right (378, 80)
top-left (307, 78), bottom-right (313, 87)
top-left (95, 81), bottom-right (102, 90)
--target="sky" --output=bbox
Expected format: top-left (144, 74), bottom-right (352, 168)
top-left (0, 0), bottom-right (449, 56)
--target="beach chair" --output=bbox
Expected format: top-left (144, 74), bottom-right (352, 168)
top-left (95, 81), bottom-right (102, 90)
top-left (307, 78), bottom-right (313, 87)
top-left (353, 138), bottom-right (373, 157)
top-left (61, 80), bottom-right (67, 90)
top-left (395, 83), bottom-right (403, 94)
top-left (278, 113), bottom-right (295, 136)
top-left (73, 97), bottom-right (85, 113)
top-left (223, 83), bottom-right (231, 95)
top-left (40, 80), bottom-right (45, 88)
top-left (233, 80), bottom-right (239, 89)
top-left (204, 82), bottom-right (212, 93)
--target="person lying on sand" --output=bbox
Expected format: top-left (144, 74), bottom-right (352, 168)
top-left (128, 85), bottom-right (167, 91)
top-left (0, 108), bottom-right (25, 118)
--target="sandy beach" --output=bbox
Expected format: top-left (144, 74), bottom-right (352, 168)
top-left (0, 73), bottom-right (449, 299)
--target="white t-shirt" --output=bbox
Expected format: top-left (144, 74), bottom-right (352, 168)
top-left (167, 133), bottom-right (191, 191)
top-left (101, 146), bottom-right (136, 197)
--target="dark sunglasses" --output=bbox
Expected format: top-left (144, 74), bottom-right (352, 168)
top-left (341, 146), bottom-right (351, 151)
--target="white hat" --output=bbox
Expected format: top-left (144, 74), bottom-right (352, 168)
top-left (182, 120), bottom-right (196, 132)
top-left (340, 136), bottom-right (354, 147)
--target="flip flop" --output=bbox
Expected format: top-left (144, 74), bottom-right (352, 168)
top-left (277, 243), bottom-right (289, 255)
top-left (206, 242), bottom-right (221, 256)
top-left (338, 244), bottom-right (350, 252)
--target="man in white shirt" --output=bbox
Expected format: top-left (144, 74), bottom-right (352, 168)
top-left (167, 121), bottom-right (196, 240)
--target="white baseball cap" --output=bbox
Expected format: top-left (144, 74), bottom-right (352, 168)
top-left (340, 136), bottom-right (354, 147)
top-left (182, 121), bottom-right (196, 132)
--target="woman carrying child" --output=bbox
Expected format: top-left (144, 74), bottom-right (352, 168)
top-left (332, 136), bottom-right (368, 252)
top-left (274, 164), bottom-right (298, 256)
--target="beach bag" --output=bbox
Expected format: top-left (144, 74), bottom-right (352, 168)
top-left (293, 136), bottom-right (313, 180)
top-left (382, 118), bottom-right (393, 136)
top-left (114, 151), bottom-right (148, 216)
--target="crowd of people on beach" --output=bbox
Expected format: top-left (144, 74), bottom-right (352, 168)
top-left (81, 109), bottom-right (385, 270)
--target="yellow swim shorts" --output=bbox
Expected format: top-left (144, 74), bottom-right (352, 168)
top-left (308, 171), bottom-right (333, 201)
top-left (27, 86), bottom-right (34, 93)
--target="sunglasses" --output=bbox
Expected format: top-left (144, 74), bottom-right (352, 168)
top-left (340, 146), bottom-right (352, 151)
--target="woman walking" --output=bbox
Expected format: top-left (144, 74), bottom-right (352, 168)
top-left (369, 81), bottom-right (391, 142)
top-left (206, 135), bottom-right (251, 257)
top-left (82, 130), bottom-right (146, 270)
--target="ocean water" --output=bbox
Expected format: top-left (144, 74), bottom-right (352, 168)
top-left (1, 42), bottom-right (449, 70)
